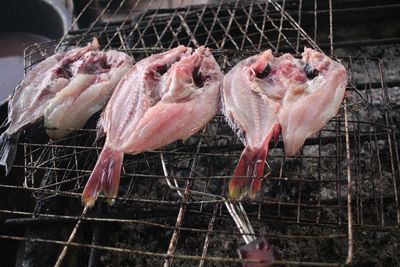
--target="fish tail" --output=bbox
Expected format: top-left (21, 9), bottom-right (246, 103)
top-left (229, 123), bottom-right (281, 199)
top-left (82, 147), bottom-right (124, 207)
top-left (0, 132), bottom-right (20, 176)
top-left (229, 147), bottom-right (254, 199)
top-left (228, 146), bottom-right (267, 200)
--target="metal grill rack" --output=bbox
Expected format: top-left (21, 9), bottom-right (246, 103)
top-left (25, 0), bottom-right (319, 61)
top-left (0, 0), bottom-right (399, 266)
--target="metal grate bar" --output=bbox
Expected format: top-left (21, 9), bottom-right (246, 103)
top-left (163, 128), bottom-right (206, 266)
top-left (343, 98), bottom-right (354, 264)
top-left (0, 233), bottom-right (347, 267)
top-left (0, 1), bottom-right (398, 266)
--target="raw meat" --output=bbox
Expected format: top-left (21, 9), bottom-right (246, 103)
top-left (44, 48), bottom-right (132, 139)
top-left (221, 50), bottom-right (281, 200)
top-left (278, 48), bottom-right (347, 155)
top-left (82, 46), bottom-right (223, 207)
top-left (0, 39), bottom-right (132, 175)
top-left (222, 48), bottom-right (347, 199)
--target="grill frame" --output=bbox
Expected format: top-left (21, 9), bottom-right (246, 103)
top-left (0, 0), bottom-right (399, 266)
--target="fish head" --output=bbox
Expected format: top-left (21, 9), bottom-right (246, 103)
top-left (173, 49), bottom-right (203, 86)
top-left (271, 54), bottom-right (307, 84)
top-left (250, 49), bottom-right (274, 76)
top-left (197, 47), bottom-right (223, 84)
top-left (143, 45), bottom-right (192, 85)
top-left (56, 48), bottom-right (124, 79)
top-left (302, 47), bottom-right (337, 76)
top-left (150, 45), bottom-right (191, 70)
top-left (161, 46), bottom-right (222, 102)
top-left (73, 51), bottom-right (110, 75)
top-left (301, 47), bottom-right (347, 88)
top-left (250, 51), bottom-right (307, 102)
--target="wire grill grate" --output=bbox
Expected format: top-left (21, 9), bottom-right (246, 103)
top-left (0, 0), bottom-right (399, 266)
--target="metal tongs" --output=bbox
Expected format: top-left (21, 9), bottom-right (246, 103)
top-left (160, 153), bottom-right (256, 243)
top-left (161, 153), bottom-right (275, 266)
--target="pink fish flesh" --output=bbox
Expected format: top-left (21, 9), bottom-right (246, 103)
top-left (278, 48), bottom-right (347, 155)
top-left (222, 48), bottom-right (347, 199)
top-left (222, 50), bottom-right (281, 200)
top-left (44, 48), bottom-right (132, 139)
top-left (82, 46), bottom-right (223, 207)
top-left (0, 39), bottom-right (132, 175)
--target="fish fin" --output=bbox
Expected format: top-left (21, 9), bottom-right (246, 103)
top-left (229, 147), bottom-right (255, 199)
top-left (93, 116), bottom-right (106, 145)
top-left (271, 123), bottom-right (281, 145)
top-left (93, 127), bottom-right (105, 145)
top-left (228, 146), bottom-right (267, 200)
top-left (82, 147), bottom-right (124, 207)
top-left (0, 132), bottom-right (20, 176)
top-left (229, 123), bottom-right (281, 199)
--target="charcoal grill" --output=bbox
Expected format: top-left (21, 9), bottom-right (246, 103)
top-left (1, 0), bottom-right (399, 266)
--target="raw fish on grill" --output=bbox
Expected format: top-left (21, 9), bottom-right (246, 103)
top-left (0, 39), bottom-right (132, 175)
top-left (221, 50), bottom-right (281, 200)
top-left (44, 48), bottom-right (132, 139)
top-left (278, 48), bottom-right (347, 155)
top-left (82, 46), bottom-right (223, 207)
top-left (222, 48), bottom-right (347, 199)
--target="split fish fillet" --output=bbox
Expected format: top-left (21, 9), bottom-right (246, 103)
top-left (278, 48), bottom-right (347, 155)
top-left (44, 48), bottom-right (132, 139)
top-left (222, 50), bottom-right (282, 200)
top-left (0, 39), bottom-right (132, 175)
top-left (222, 48), bottom-right (347, 199)
top-left (82, 46), bottom-right (223, 207)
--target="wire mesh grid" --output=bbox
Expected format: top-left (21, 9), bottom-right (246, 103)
top-left (0, 0), bottom-right (399, 266)
top-left (24, 0), bottom-right (319, 59)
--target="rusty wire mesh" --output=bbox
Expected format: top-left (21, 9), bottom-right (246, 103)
top-left (0, 0), bottom-right (399, 266)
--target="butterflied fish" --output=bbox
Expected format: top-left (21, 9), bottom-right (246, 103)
top-left (0, 39), bottom-right (132, 175)
top-left (82, 46), bottom-right (223, 207)
top-left (221, 50), bottom-right (281, 200)
top-left (44, 47), bottom-right (132, 139)
top-left (222, 48), bottom-right (347, 199)
top-left (278, 48), bottom-right (347, 155)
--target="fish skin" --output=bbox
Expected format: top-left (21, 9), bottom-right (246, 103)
top-left (7, 41), bottom-right (99, 135)
top-left (278, 48), bottom-right (347, 156)
top-left (82, 45), bottom-right (191, 206)
top-left (222, 50), bottom-right (281, 200)
top-left (223, 48), bottom-right (347, 200)
top-left (82, 46), bottom-right (223, 207)
top-left (44, 49), bottom-right (133, 139)
top-left (101, 45), bottom-right (192, 148)
top-left (122, 46), bottom-right (222, 153)
top-left (0, 38), bottom-right (133, 175)
top-left (0, 39), bottom-right (100, 175)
